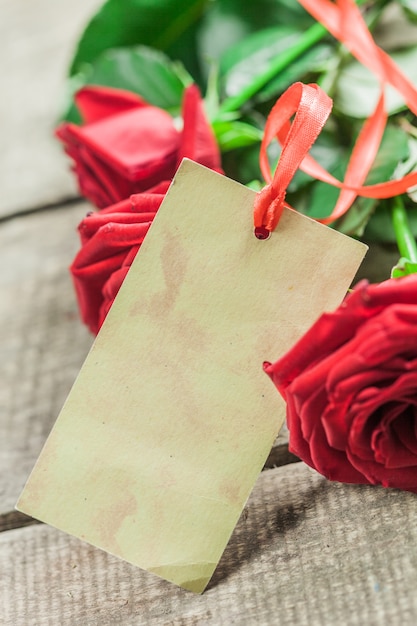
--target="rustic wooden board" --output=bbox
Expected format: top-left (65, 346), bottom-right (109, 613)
top-left (2, 463), bottom-right (417, 625)
top-left (0, 0), bottom-right (102, 218)
top-left (1, 204), bottom-right (93, 517)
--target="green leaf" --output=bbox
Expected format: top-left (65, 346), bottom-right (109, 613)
top-left (212, 119), bottom-right (263, 152)
top-left (221, 143), bottom-right (262, 184)
top-left (335, 46), bottom-right (417, 118)
top-left (255, 44), bottom-right (334, 103)
top-left (63, 46), bottom-right (192, 121)
top-left (70, 0), bottom-right (315, 89)
top-left (341, 51), bottom-right (417, 118)
top-left (196, 0), bottom-right (316, 72)
top-left (219, 25), bottom-right (332, 101)
top-left (333, 195), bottom-right (378, 237)
top-left (219, 26), bottom-right (308, 99)
top-left (399, 0), bottom-right (417, 23)
top-left (391, 257), bottom-right (417, 277)
top-left (374, 2), bottom-right (417, 49)
top-left (305, 125), bottom-right (409, 235)
top-left (288, 130), bottom-right (346, 193)
top-left (87, 46), bottom-right (190, 110)
top-left (305, 157), bottom-right (348, 220)
top-left (364, 134), bottom-right (417, 242)
top-left (337, 126), bottom-right (410, 235)
top-left (59, 73), bottom-right (87, 124)
top-left (70, 0), bottom-right (207, 78)
top-left (246, 179), bottom-right (263, 191)
top-left (392, 136), bottom-right (417, 203)
top-left (265, 0), bottom-right (316, 29)
top-left (364, 202), bottom-right (417, 243)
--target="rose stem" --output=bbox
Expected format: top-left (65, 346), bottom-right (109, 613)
top-left (391, 196), bottom-right (417, 263)
top-left (217, 22), bottom-right (327, 116)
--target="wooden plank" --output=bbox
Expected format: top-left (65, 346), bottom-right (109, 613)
top-left (1, 204), bottom-right (93, 516)
top-left (2, 463), bottom-right (417, 625)
top-left (0, 0), bottom-right (102, 218)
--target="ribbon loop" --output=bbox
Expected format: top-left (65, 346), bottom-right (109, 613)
top-left (255, 0), bottom-right (417, 234)
top-left (254, 82), bottom-right (332, 232)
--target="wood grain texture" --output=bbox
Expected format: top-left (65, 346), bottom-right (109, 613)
top-left (0, 1), bottom-right (414, 623)
top-left (0, 0), bottom-right (102, 218)
top-left (1, 205), bottom-right (93, 516)
top-left (0, 511), bottom-right (39, 533)
top-left (3, 463), bottom-right (417, 625)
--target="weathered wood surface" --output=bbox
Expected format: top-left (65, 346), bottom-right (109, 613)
top-left (3, 463), bottom-right (417, 626)
top-left (2, 0), bottom-right (417, 623)
top-left (0, 0), bottom-right (101, 218)
top-left (1, 204), bottom-right (93, 520)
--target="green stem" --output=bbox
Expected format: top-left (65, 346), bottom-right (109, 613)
top-left (217, 0), bottom-right (370, 117)
top-left (391, 197), bottom-right (417, 263)
top-left (218, 22), bottom-right (327, 116)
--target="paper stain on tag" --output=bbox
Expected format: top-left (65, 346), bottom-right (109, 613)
top-left (16, 160), bottom-right (367, 593)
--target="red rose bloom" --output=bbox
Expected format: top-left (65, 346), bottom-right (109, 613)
top-left (69, 84), bottom-right (222, 334)
top-left (70, 182), bottom-right (169, 334)
top-left (57, 84), bottom-right (221, 208)
top-left (265, 276), bottom-right (417, 493)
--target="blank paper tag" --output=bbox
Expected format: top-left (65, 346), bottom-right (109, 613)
top-left (17, 160), bottom-right (367, 593)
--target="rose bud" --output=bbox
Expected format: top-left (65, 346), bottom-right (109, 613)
top-left (71, 182), bottom-right (169, 334)
top-left (57, 83), bottom-right (222, 208)
top-left (265, 275), bottom-right (417, 493)
top-left (70, 84), bottom-right (223, 333)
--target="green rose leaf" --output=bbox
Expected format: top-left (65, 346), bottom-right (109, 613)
top-left (391, 257), bottom-right (417, 277)
top-left (255, 44), bottom-right (333, 103)
top-left (220, 26), bottom-right (303, 95)
top-left (399, 0), bottom-right (417, 23)
top-left (288, 130), bottom-right (346, 193)
top-left (364, 202), bottom-right (417, 243)
top-left (222, 143), bottom-right (262, 185)
top-left (335, 46), bottom-right (417, 118)
top-left (69, 0), bottom-right (207, 78)
top-left (306, 125), bottom-right (409, 235)
top-left (70, 0), bottom-right (315, 88)
top-left (63, 46), bottom-right (192, 122)
top-left (212, 119), bottom-right (263, 151)
top-left (219, 26), bottom-right (331, 104)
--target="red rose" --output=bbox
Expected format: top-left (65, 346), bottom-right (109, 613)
top-left (57, 84), bottom-right (221, 208)
top-left (69, 84), bottom-right (222, 333)
top-left (265, 276), bottom-right (417, 493)
top-left (70, 181), bottom-right (169, 334)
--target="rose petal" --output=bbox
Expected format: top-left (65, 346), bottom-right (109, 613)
top-left (179, 84), bottom-right (223, 173)
top-left (71, 221), bottom-right (152, 333)
top-left (265, 275), bottom-right (417, 493)
top-left (98, 247), bottom-right (139, 328)
top-left (372, 404), bottom-right (417, 468)
top-left (75, 85), bottom-right (147, 124)
top-left (69, 107), bottom-right (180, 182)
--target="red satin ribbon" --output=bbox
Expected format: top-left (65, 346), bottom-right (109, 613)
top-left (255, 0), bottom-right (417, 232)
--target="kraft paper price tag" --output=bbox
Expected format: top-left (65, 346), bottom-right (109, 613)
top-left (17, 160), bottom-right (367, 593)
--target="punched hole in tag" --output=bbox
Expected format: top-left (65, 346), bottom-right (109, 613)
top-left (254, 226), bottom-right (271, 240)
